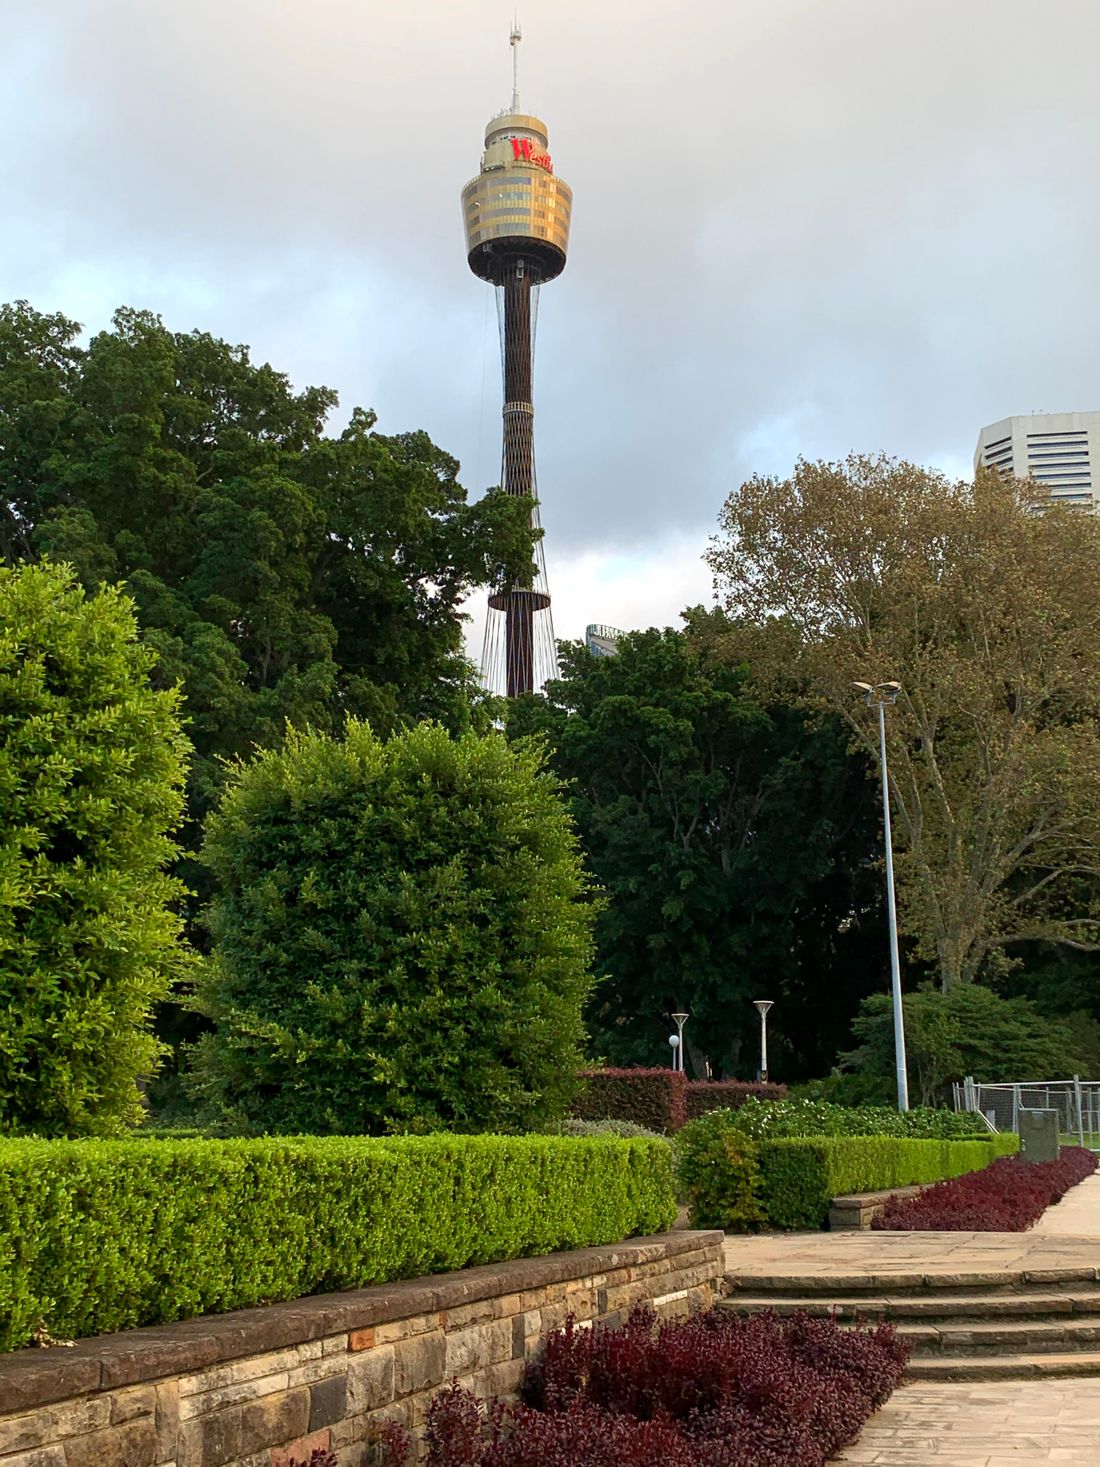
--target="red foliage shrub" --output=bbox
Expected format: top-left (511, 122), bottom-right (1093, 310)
top-left (382, 1306), bottom-right (908, 1467)
top-left (686, 1081), bottom-right (788, 1119)
top-left (574, 1068), bottom-right (687, 1132)
top-left (874, 1146), bottom-right (1097, 1231)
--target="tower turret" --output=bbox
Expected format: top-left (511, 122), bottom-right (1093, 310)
top-left (464, 28), bottom-right (571, 698)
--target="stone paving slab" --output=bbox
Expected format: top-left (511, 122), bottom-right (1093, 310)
top-left (723, 1171), bottom-right (1100, 1282)
top-left (834, 1379), bottom-right (1100, 1464)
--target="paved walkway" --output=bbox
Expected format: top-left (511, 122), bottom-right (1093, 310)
top-left (725, 1171), bottom-right (1100, 1463)
top-left (834, 1380), bottom-right (1100, 1465)
top-left (723, 1173), bottom-right (1100, 1283)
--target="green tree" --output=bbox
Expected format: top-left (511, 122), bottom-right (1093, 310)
top-left (508, 623), bottom-right (885, 1080)
top-left (708, 456), bottom-right (1100, 988)
top-left (0, 562), bottom-right (191, 1136)
top-left (0, 300), bottom-right (535, 827)
top-left (190, 722), bottom-right (597, 1134)
top-left (840, 985), bottom-right (1097, 1106)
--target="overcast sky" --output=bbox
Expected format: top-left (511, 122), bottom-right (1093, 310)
top-left (4, 0), bottom-right (1098, 650)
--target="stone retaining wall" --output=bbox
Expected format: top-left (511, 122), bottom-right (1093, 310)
top-left (0, 1230), bottom-right (723, 1467)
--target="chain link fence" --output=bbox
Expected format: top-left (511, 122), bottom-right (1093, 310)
top-left (953, 1076), bottom-right (1100, 1148)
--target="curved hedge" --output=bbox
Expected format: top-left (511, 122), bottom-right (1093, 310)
top-left (0, 1133), bottom-right (676, 1351)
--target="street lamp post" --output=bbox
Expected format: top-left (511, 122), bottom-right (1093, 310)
top-left (753, 1000), bottom-right (773, 1082)
top-left (852, 680), bottom-right (910, 1112)
top-left (670, 1011), bottom-right (689, 1073)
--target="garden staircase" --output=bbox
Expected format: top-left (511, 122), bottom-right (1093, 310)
top-left (720, 1269), bottom-right (1100, 1380)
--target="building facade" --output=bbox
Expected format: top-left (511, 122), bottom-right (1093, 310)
top-left (974, 412), bottom-right (1100, 509)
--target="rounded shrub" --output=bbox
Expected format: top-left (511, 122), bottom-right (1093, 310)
top-left (675, 1109), bottom-right (765, 1230)
top-left (191, 722), bottom-right (599, 1134)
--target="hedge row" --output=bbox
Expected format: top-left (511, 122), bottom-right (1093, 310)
top-left (574, 1069), bottom-right (786, 1133)
top-left (757, 1134), bottom-right (1021, 1229)
top-left (676, 1110), bottom-right (1020, 1231)
top-left (0, 1134), bottom-right (676, 1352)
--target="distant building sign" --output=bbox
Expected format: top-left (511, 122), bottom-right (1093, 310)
top-left (511, 137), bottom-right (554, 173)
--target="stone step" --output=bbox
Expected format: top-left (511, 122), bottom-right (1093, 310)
top-left (724, 1289), bottom-right (1100, 1321)
top-left (725, 1266), bottom-right (1099, 1295)
top-left (906, 1350), bottom-right (1100, 1381)
top-left (886, 1318), bottom-right (1100, 1355)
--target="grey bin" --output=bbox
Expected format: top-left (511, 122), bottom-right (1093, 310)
top-left (1017, 1107), bottom-right (1060, 1163)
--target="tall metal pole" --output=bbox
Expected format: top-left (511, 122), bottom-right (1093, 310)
top-left (753, 1000), bottom-right (773, 1083)
top-left (876, 698), bottom-right (909, 1112)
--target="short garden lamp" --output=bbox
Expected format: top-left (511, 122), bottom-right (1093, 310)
top-left (753, 1000), bottom-right (774, 1082)
top-left (671, 1011), bottom-right (689, 1073)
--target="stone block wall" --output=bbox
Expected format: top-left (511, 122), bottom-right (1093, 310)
top-left (0, 1230), bottom-right (724, 1467)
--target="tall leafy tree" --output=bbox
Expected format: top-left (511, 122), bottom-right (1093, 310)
top-left (0, 562), bottom-right (191, 1136)
top-left (0, 300), bottom-right (534, 828)
top-left (840, 986), bottom-right (1098, 1107)
top-left (708, 456), bottom-right (1100, 988)
top-left (508, 623), bottom-right (884, 1080)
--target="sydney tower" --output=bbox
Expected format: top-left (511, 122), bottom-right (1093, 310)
top-left (462, 28), bottom-right (572, 697)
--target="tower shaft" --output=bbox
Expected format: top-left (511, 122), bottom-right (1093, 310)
top-left (502, 265), bottom-right (536, 698)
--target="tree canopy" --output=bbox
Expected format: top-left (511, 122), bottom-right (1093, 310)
top-left (508, 622), bottom-right (886, 1080)
top-left (708, 456), bottom-right (1100, 988)
top-left (840, 985), bottom-right (1098, 1107)
top-left (0, 562), bottom-right (191, 1136)
top-left (191, 722), bottom-right (597, 1135)
top-left (0, 300), bottom-right (535, 828)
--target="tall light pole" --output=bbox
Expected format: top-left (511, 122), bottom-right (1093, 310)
top-left (671, 1011), bottom-right (689, 1073)
top-left (852, 680), bottom-right (910, 1112)
top-left (753, 1000), bottom-right (773, 1082)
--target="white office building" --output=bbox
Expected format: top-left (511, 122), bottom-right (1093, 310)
top-left (974, 412), bottom-right (1100, 509)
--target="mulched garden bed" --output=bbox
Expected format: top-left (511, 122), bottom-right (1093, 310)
top-left (355, 1304), bottom-right (909, 1467)
top-left (872, 1146), bottom-right (1098, 1231)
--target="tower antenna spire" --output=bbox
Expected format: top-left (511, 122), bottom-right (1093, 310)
top-left (510, 18), bottom-right (522, 113)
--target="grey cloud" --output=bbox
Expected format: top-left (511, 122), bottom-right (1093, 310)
top-left (3, 0), bottom-right (1098, 561)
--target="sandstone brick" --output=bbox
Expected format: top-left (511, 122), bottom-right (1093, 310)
top-left (323, 1334), bottom-right (349, 1356)
top-left (392, 1332), bottom-right (445, 1399)
top-left (177, 1407), bottom-right (241, 1467)
top-left (374, 1315), bottom-right (437, 1346)
top-left (308, 1374), bottom-right (347, 1432)
top-left (296, 1340), bottom-right (324, 1363)
top-left (471, 1359), bottom-right (526, 1401)
top-left (238, 1387), bottom-right (309, 1457)
top-left (110, 1387), bottom-right (157, 1427)
top-left (63, 1418), bottom-right (158, 1467)
top-left (271, 1428), bottom-right (330, 1467)
top-left (0, 1450), bottom-right (67, 1467)
top-left (178, 1351), bottom-right (298, 1399)
top-left (155, 1380), bottom-right (179, 1463)
top-left (444, 1319), bottom-right (512, 1379)
top-left (288, 1355), bottom-right (346, 1388)
top-left (346, 1347), bottom-right (395, 1415)
top-left (179, 1372), bottom-right (291, 1422)
top-left (0, 1398), bottom-right (112, 1457)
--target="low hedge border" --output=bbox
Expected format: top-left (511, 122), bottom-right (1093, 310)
top-left (0, 1133), bottom-right (676, 1352)
top-left (676, 1113), bottom-right (1019, 1231)
top-left (757, 1134), bottom-right (1021, 1230)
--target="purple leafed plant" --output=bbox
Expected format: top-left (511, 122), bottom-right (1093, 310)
top-left (379, 1305), bottom-right (908, 1467)
top-left (873, 1147), bottom-right (1097, 1231)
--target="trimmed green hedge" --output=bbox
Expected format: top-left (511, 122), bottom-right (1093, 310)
top-left (757, 1134), bottom-right (1021, 1230)
top-left (676, 1107), bottom-right (1021, 1231)
top-left (0, 1134), bottom-right (676, 1351)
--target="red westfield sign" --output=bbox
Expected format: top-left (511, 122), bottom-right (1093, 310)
top-left (511, 137), bottom-right (554, 173)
